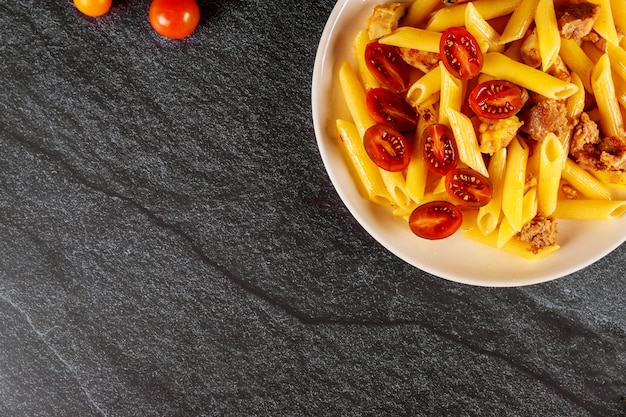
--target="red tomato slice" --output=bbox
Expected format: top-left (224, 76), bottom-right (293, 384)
top-left (445, 168), bottom-right (493, 208)
top-left (469, 80), bottom-right (526, 119)
top-left (365, 42), bottom-right (412, 93)
top-left (409, 201), bottom-right (463, 240)
top-left (149, 0), bottom-right (200, 39)
top-left (366, 88), bottom-right (417, 132)
top-left (439, 27), bottom-right (483, 80)
top-left (421, 124), bottom-right (458, 176)
top-left (363, 124), bottom-right (411, 172)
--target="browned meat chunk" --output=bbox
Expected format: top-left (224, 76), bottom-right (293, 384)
top-left (558, 2), bottom-right (600, 40)
top-left (398, 48), bottom-right (440, 73)
top-left (569, 112), bottom-right (626, 170)
top-left (519, 99), bottom-right (570, 142)
top-left (367, 3), bottom-right (408, 39)
top-left (519, 213), bottom-right (558, 254)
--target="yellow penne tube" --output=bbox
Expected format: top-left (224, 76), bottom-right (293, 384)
top-left (465, 227), bottom-right (560, 260)
top-left (353, 30), bottom-right (380, 91)
top-left (406, 65), bottom-right (442, 107)
top-left (591, 54), bottom-right (624, 138)
top-left (588, 0), bottom-right (619, 45)
top-left (465, 3), bottom-right (503, 54)
top-left (403, 0), bottom-right (441, 28)
top-left (380, 171), bottom-right (413, 210)
top-left (610, 0), bottom-right (626, 38)
top-left (498, 186), bottom-right (537, 248)
top-left (560, 37), bottom-right (594, 93)
top-left (535, 0), bottom-right (560, 72)
top-left (566, 72), bottom-right (586, 120)
top-left (379, 27), bottom-right (441, 53)
top-left (501, 137), bottom-right (529, 232)
top-left (553, 199), bottom-right (626, 219)
top-left (562, 158), bottom-right (611, 200)
top-left (439, 62), bottom-right (464, 127)
top-left (592, 169), bottom-right (626, 188)
top-left (406, 104), bottom-right (439, 202)
top-left (536, 133), bottom-right (565, 215)
top-left (482, 53), bottom-right (579, 99)
top-left (499, 0), bottom-right (540, 44)
top-left (338, 61), bottom-right (375, 138)
top-left (477, 148), bottom-right (507, 235)
top-left (335, 119), bottom-right (393, 206)
top-left (426, 0), bottom-right (522, 32)
top-left (447, 109), bottom-right (490, 177)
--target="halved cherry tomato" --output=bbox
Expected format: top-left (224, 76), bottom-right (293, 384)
top-left (439, 27), bottom-right (483, 80)
top-left (469, 80), bottom-right (527, 119)
top-left (421, 124), bottom-right (458, 176)
top-left (445, 168), bottom-right (493, 208)
top-left (409, 201), bottom-right (463, 240)
top-left (74, 0), bottom-right (112, 17)
top-left (365, 42), bottom-right (412, 93)
top-left (366, 88), bottom-right (417, 132)
top-left (363, 124), bottom-right (411, 172)
top-left (149, 0), bottom-right (200, 39)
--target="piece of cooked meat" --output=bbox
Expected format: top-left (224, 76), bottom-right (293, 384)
top-left (569, 112), bottom-right (626, 170)
top-left (478, 117), bottom-right (524, 155)
top-left (558, 1), bottom-right (600, 40)
top-left (519, 99), bottom-right (570, 142)
top-left (519, 213), bottom-right (558, 254)
top-left (367, 3), bottom-right (408, 40)
top-left (398, 47), bottom-right (440, 73)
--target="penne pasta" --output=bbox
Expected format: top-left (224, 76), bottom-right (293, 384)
top-left (353, 30), bottom-right (380, 91)
top-left (588, 0), bottom-right (619, 45)
top-left (501, 136), bottom-right (529, 232)
top-left (447, 108), bottom-right (490, 177)
top-left (438, 62), bottom-right (464, 126)
top-left (553, 199), bottom-right (626, 219)
top-left (476, 148), bottom-right (507, 235)
top-left (560, 37), bottom-right (594, 93)
top-left (403, 0), bottom-right (441, 28)
top-left (481, 52), bottom-right (579, 99)
top-left (335, 119), bottom-right (393, 206)
top-left (497, 186), bottom-right (538, 248)
top-left (562, 158), bottom-right (612, 200)
top-left (464, 3), bottom-right (504, 54)
top-left (535, 0), bottom-right (561, 72)
top-left (406, 65), bottom-right (442, 107)
top-left (378, 27), bottom-right (441, 52)
top-left (499, 0), bottom-right (540, 44)
top-left (338, 61), bottom-right (375, 138)
top-left (426, 0), bottom-right (522, 32)
top-left (591, 54), bottom-right (624, 138)
top-left (535, 133), bottom-right (566, 215)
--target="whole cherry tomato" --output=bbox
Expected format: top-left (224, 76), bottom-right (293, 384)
top-left (409, 201), bottom-right (463, 240)
top-left (421, 124), bottom-right (458, 176)
top-left (439, 27), bottom-right (483, 80)
top-left (469, 80), bottom-right (527, 119)
top-left (365, 42), bottom-right (413, 93)
top-left (363, 124), bottom-right (411, 172)
top-left (74, 0), bottom-right (112, 17)
top-left (445, 168), bottom-right (493, 208)
top-left (149, 0), bottom-right (200, 39)
top-left (366, 88), bottom-right (417, 132)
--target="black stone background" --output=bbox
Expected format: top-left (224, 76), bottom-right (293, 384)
top-left (0, 1), bottom-right (625, 416)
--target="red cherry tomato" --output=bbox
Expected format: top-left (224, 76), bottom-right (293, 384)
top-left (363, 124), bottom-right (411, 172)
top-left (366, 88), bottom-right (417, 132)
top-left (149, 0), bottom-right (200, 39)
top-left (74, 0), bottom-right (112, 17)
top-left (469, 80), bottom-right (526, 119)
top-left (365, 42), bottom-right (413, 93)
top-left (445, 168), bottom-right (493, 208)
top-left (409, 201), bottom-right (463, 240)
top-left (439, 27), bottom-right (483, 80)
top-left (421, 124), bottom-right (458, 176)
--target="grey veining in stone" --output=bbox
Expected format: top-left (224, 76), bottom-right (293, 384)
top-left (0, 1), bottom-right (625, 416)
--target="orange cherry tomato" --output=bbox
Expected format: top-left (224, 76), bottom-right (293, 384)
top-left (469, 80), bottom-right (526, 119)
top-left (364, 42), bottom-right (413, 93)
top-left (73, 0), bottom-right (112, 17)
top-left (149, 0), bottom-right (200, 39)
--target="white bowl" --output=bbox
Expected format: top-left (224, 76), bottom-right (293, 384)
top-left (311, 0), bottom-right (626, 286)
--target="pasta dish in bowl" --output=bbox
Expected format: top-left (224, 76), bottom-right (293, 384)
top-left (311, 0), bottom-right (626, 286)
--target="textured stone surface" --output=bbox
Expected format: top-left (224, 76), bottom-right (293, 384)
top-left (0, 1), bottom-right (625, 416)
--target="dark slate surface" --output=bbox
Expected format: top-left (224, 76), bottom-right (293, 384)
top-left (1, 1), bottom-right (625, 416)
